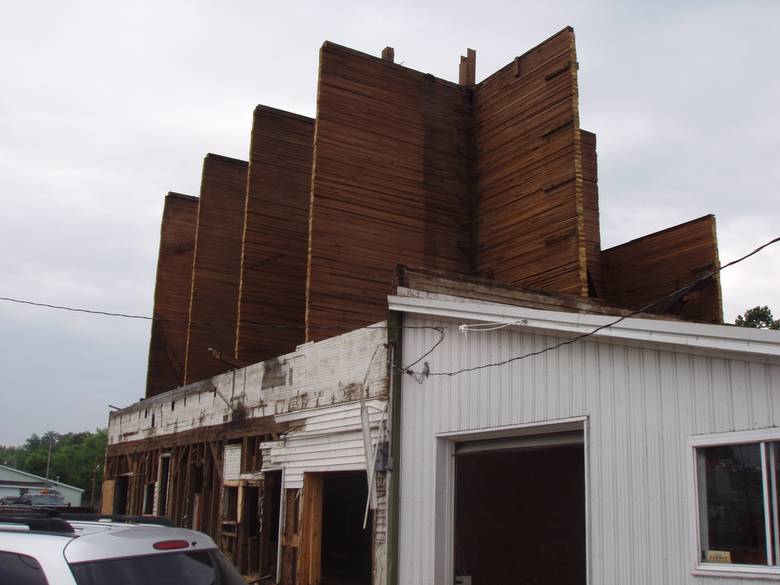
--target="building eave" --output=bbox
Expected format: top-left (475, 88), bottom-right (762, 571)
top-left (388, 290), bottom-right (780, 363)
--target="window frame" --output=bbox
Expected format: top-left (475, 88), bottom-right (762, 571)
top-left (690, 428), bottom-right (780, 580)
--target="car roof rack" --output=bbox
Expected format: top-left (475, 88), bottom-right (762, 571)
top-left (60, 513), bottom-right (174, 527)
top-left (0, 509), bottom-right (75, 534)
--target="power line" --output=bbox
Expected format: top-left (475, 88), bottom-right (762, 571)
top-left (0, 295), bottom-right (440, 333)
top-left (2, 236), bottom-right (778, 375)
top-left (404, 235), bottom-right (780, 378)
top-left (0, 296), bottom-right (153, 320)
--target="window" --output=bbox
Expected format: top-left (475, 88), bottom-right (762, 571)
top-left (693, 431), bottom-right (780, 576)
top-left (69, 550), bottom-right (246, 585)
top-left (0, 552), bottom-right (49, 585)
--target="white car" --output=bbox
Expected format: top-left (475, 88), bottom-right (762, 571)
top-left (0, 508), bottom-right (246, 584)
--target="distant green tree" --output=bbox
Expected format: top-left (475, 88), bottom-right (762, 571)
top-left (0, 429), bottom-right (107, 505)
top-left (735, 306), bottom-right (780, 330)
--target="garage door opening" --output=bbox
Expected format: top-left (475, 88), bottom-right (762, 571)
top-left (320, 471), bottom-right (372, 585)
top-left (454, 432), bottom-right (586, 585)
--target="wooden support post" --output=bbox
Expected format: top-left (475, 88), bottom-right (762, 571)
top-left (466, 48), bottom-right (476, 85)
top-left (209, 441), bottom-right (224, 483)
top-left (513, 55), bottom-right (522, 77)
top-left (297, 474), bottom-right (323, 585)
top-left (381, 46), bottom-right (394, 62)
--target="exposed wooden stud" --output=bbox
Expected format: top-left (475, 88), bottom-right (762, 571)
top-left (298, 474), bottom-right (323, 585)
top-left (381, 46), bottom-right (395, 62)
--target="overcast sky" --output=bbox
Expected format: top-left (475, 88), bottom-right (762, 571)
top-left (1, 0), bottom-right (778, 445)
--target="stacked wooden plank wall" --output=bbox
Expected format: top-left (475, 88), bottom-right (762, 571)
top-left (146, 192), bottom-right (198, 397)
top-left (305, 42), bottom-right (474, 341)
top-left (601, 215), bottom-right (723, 323)
top-left (236, 106), bottom-right (314, 363)
top-left (473, 27), bottom-right (588, 296)
top-left (184, 154), bottom-right (248, 384)
top-left (581, 130), bottom-right (603, 296)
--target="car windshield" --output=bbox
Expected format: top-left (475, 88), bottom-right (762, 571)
top-left (69, 550), bottom-right (245, 585)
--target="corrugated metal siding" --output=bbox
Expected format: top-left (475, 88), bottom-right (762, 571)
top-left (398, 315), bottom-right (780, 585)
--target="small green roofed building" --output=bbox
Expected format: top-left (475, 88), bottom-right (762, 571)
top-left (0, 464), bottom-right (84, 506)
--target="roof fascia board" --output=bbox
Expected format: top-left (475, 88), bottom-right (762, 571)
top-left (388, 292), bottom-right (780, 363)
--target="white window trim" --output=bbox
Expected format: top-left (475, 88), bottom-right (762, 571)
top-left (689, 428), bottom-right (780, 580)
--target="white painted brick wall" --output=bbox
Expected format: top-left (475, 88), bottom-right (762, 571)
top-left (107, 323), bottom-right (388, 445)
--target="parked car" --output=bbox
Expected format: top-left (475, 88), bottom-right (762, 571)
top-left (0, 508), bottom-right (246, 585)
top-left (0, 496), bottom-right (20, 506)
top-left (17, 492), bottom-right (68, 507)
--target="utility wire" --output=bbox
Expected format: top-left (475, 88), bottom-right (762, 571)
top-left (0, 295), bottom-right (440, 333)
top-left (2, 237), bottom-right (778, 375)
top-left (0, 296), bottom-right (153, 320)
top-left (404, 235), bottom-right (780, 378)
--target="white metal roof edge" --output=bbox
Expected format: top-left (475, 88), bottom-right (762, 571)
top-left (388, 292), bottom-right (780, 361)
top-left (0, 464), bottom-right (85, 493)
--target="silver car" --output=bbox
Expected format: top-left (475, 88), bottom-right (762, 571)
top-left (0, 509), bottom-right (246, 584)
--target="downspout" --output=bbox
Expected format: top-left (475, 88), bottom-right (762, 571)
top-left (386, 309), bottom-right (403, 585)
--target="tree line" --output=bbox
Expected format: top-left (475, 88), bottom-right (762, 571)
top-left (0, 429), bottom-right (106, 505)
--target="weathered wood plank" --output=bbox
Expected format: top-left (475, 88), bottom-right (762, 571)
top-left (184, 154), bottom-right (248, 384)
top-left (601, 215), bottom-right (723, 323)
top-left (236, 106), bottom-right (313, 363)
top-left (306, 42), bottom-right (474, 341)
top-left (581, 130), bottom-right (603, 296)
top-left (146, 193), bottom-right (198, 397)
top-left (474, 27), bottom-right (588, 296)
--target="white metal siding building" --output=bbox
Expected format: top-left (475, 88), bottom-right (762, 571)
top-left (0, 464), bottom-right (84, 506)
top-left (390, 290), bottom-right (780, 585)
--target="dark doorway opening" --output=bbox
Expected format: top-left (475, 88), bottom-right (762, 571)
top-left (320, 471), bottom-right (372, 585)
top-left (158, 455), bottom-right (171, 517)
top-left (454, 437), bottom-right (586, 585)
top-left (113, 476), bottom-right (129, 515)
top-left (261, 470), bottom-right (282, 580)
top-left (242, 485), bottom-right (261, 576)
